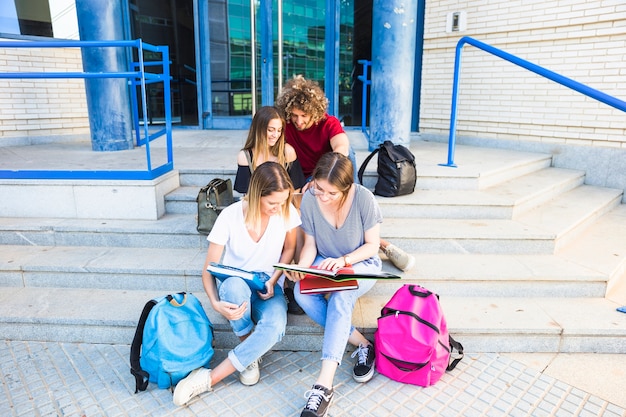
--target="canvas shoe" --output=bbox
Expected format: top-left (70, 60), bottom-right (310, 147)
top-left (383, 244), bottom-right (415, 272)
top-left (172, 368), bottom-right (212, 406)
top-left (351, 341), bottom-right (375, 383)
top-left (300, 384), bottom-right (334, 417)
top-left (239, 358), bottom-right (260, 386)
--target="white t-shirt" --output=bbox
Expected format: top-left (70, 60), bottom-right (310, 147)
top-left (208, 200), bottom-right (301, 278)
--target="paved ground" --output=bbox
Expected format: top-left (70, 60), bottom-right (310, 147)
top-left (1, 340), bottom-right (624, 417)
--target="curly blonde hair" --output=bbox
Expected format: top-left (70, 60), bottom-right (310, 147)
top-left (275, 75), bottom-right (328, 125)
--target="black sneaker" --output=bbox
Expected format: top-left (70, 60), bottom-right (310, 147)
top-left (284, 286), bottom-right (305, 315)
top-left (351, 342), bottom-right (375, 383)
top-left (300, 384), bottom-right (334, 417)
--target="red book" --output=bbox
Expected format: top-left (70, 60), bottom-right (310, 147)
top-left (299, 275), bottom-right (359, 294)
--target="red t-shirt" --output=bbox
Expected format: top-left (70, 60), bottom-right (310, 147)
top-left (285, 114), bottom-right (345, 177)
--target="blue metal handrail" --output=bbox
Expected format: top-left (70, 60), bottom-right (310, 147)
top-left (0, 39), bottom-right (173, 180)
top-left (357, 59), bottom-right (371, 138)
top-left (441, 37), bottom-right (626, 168)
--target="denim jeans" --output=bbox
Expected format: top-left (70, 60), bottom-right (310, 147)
top-left (293, 255), bottom-right (381, 365)
top-left (217, 277), bottom-right (287, 372)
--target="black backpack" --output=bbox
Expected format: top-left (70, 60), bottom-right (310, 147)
top-left (358, 140), bottom-right (417, 197)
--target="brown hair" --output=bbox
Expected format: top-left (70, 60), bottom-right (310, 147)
top-left (311, 152), bottom-right (354, 208)
top-left (242, 106), bottom-right (287, 170)
top-left (275, 75), bottom-right (328, 125)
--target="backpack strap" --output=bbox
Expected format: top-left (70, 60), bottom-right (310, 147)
top-left (357, 147), bottom-right (380, 185)
top-left (130, 299), bottom-right (157, 393)
top-left (245, 149), bottom-right (254, 174)
top-left (446, 335), bottom-right (464, 371)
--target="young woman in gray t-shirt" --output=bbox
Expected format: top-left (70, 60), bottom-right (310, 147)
top-left (285, 152), bottom-right (382, 417)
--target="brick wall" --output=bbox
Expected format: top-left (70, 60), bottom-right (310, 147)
top-left (0, 39), bottom-right (89, 142)
top-left (420, 0), bottom-right (626, 148)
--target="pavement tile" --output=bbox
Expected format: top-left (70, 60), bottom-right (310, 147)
top-left (1, 341), bottom-right (625, 417)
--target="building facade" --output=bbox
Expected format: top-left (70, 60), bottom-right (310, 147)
top-left (1, 0), bottom-right (624, 155)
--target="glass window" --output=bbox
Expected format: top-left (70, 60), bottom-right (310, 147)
top-left (0, 0), bottom-right (79, 39)
top-left (208, 0), bottom-right (357, 121)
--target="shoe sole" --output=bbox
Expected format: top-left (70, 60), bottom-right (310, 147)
top-left (239, 369), bottom-right (260, 386)
top-left (172, 368), bottom-right (211, 406)
top-left (353, 365), bottom-right (374, 383)
top-left (239, 376), bottom-right (260, 386)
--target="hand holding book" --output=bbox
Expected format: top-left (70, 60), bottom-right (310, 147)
top-left (207, 262), bottom-right (268, 293)
top-left (274, 263), bottom-right (401, 281)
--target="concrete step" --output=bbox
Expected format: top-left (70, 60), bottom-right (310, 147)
top-left (173, 139), bottom-right (554, 189)
top-left (167, 167), bottom-right (586, 219)
top-left (383, 185), bottom-right (622, 254)
top-left (2, 186), bottom-right (620, 253)
top-left (0, 214), bottom-right (206, 249)
top-left (1, 286), bottom-right (624, 353)
top-left (556, 204), bottom-right (626, 305)
top-left (0, 245), bottom-right (609, 298)
top-left (516, 185), bottom-right (623, 251)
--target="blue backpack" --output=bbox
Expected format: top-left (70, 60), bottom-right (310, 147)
top-left (130, 292), bottom-right (214, 392)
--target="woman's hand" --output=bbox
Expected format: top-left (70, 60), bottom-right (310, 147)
top-left (285, 270), bottom-right (306, 282)
top-left (258, 281), bottom-right (275, 300)
top-left (318, 257), bottom-right (346, 271)
top-left (214, 300), bottom-right (248, 321)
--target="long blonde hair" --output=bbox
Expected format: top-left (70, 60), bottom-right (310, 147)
top-left (242, 106), bottom-right (288, 170)
top-left (244, 161), bottom-right (294, 229)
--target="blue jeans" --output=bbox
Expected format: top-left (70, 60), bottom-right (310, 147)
top-left (293, 255), bottom-right (381, 365)
top-left (217, 277), bottom-right (287, 372)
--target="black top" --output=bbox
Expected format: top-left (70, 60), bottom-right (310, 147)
top-left (234, 151), bottom-right (305, 193)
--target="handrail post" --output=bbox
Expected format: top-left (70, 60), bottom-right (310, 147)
top-left (137, 39), bottom-right (152, 171)
top-left (357, 59), bottom-right (371, 138)
top-left (161, 45), bottom-right (174, 166)
top-left (439, 38), bottom-right (467, 168)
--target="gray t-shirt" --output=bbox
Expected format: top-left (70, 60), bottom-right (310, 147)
top-left (300, 184), bottom-right (383, 259)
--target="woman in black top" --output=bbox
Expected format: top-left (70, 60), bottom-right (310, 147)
top-left (234, 106), bottom-right (305, 194)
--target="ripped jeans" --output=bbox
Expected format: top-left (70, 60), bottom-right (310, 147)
top-left (218, 277), bottom-right (287, 371)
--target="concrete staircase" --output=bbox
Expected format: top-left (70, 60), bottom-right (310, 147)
top-left (1, 136), bottom-right (625, 353)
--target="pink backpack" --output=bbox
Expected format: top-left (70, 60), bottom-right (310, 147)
top-left (374, 285), bottom-right (463, 386)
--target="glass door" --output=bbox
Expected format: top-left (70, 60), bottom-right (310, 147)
top-left (129, 0), bottom-right (199, 126)
top-left (200, 0), bottom-right (362, 128)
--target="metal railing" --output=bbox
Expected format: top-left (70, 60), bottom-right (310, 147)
top-left (0, 39), bottom-right (173, 180)
top-left (357, 59), bottom-right (371, 138)
top-left (441, 36), bottom-right (626, 168)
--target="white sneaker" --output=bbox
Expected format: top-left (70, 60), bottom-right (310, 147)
top-left (172, 368), bottom-right (212, 406)
top-left (239, 358), bottom-right (260, 386)
top-left (383, 244), bottom-right (415, 272)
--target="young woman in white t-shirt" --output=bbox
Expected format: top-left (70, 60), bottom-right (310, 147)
top-left (173, 162), bottom-right (301, 407)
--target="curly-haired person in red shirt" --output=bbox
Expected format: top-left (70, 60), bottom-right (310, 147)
top-left (275, 75), bottom-right (415, 273)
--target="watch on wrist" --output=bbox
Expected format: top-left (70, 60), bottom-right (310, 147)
top-left (343, 256), bottom-right (352, 267)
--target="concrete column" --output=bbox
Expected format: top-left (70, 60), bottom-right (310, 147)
top-left (76, 0), bottom-right (133, 151)
top-left (369, 0), bottom-right (418, 150)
